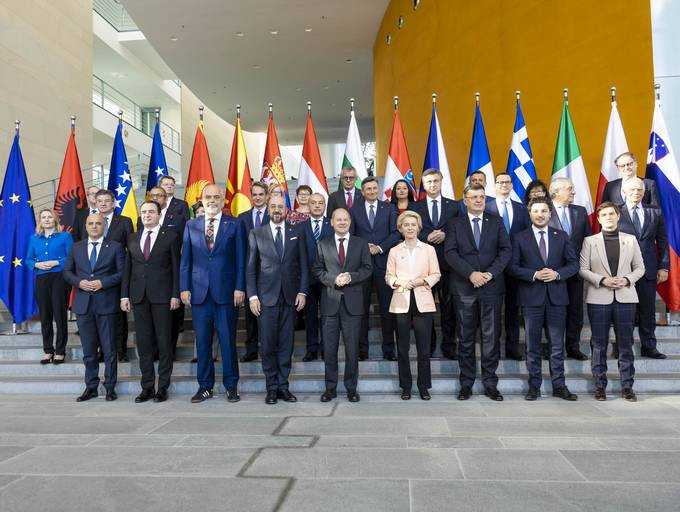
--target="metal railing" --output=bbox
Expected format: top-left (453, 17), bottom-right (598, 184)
top-left (93, 0), bottom-right (139, 32)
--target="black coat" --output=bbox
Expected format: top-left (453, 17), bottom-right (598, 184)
top-left (618, 205), bottom-right (669, 280)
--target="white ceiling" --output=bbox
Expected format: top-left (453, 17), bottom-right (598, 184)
top-left (120, 0), bottom-right (388, 144)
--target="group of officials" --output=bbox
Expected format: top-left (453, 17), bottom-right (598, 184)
top-left (26, 150), bottom-right (669, 404)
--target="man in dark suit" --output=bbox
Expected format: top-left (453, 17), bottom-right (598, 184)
top-left (457, 170), bottom-right (495, 214)
top-left (445, 183), bottom-right (512, 401)
top-left (63, 213), bottom-right (124, 402)
top-left (508, 198), bottom-right (579, 401)
top-left (236, 181), bottom-right (269, 362)
top-left (601, 152), bottom-right (660, 207)
top-left (327, 166), bottom-right (363, 217)
top-left (350, 176), bottom-right (400, 360)
top-left (180, 184), bottom-right (246, 404)
top-left (312, 207), bottom-right (373, 402)
top-left (484, 172), bottom-right (530, 360)
top-left (121, 200), bottom-right (180, 403)
top-left (159, 175), bottom-right (190, 219)
top-left (72, 185), bottom-right (100, 242)
top-left (410, 168), bottom-right (460, 359)
top-left (617, 177), bottom-right (670, 359)
top-left (247, 193), bottom-right (309, 404)
top-left (549, 177), bottom-right (592, 360)
top-left (301, 193), bottom-right (334, 361)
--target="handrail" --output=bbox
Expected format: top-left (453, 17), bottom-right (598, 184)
top-left (93, 0), bottom-right (139, 32)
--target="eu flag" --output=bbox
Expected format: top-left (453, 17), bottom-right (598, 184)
top-left (0, 132), bottom-right (38, 323)
top-left (145, 121), bottom-right (168, 198)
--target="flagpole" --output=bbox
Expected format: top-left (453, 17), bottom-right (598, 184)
top-left (236, 104), bottom-right (241, 119)
top-left (394, 96), bottom-right (399, 111)
top-left (307, 101), bottom-right (311, 116)
top-left (610, 86), bottom-right (616, 104)
top-left (268, 102), bottom-right (273, 119)
top-left (70, 115), bottom-right (76, 134)
top-left (14, 119), bottom-right (20, 136)
top-left (432, 93), bottom-right (437, 106)
top-left (350, 98), bottom-right (355, 112)
top-left (563, 88), bottom-right (569, 105)
top-left (155, 108), bottom-right (160, 125)
top-left (475, 92), bottom-right (480, 105)
top-left (515, 90), bottom-right (520, 103)
top-left (198, 105), bottom-right (204, 122)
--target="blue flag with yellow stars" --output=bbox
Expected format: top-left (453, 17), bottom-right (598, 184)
top-left (0, 132), bottom-right (37, 323)
top-left (106, 120), bottom-right (138, 229)
top-left (145, 121), bottom-right (168, 199)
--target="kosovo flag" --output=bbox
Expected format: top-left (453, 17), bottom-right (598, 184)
top-left (145, 121), bottom-right (168, 199)
top-left (107, 120), bottom-right (138, 230)
top-left (0, 132), bottom-right (38, 323)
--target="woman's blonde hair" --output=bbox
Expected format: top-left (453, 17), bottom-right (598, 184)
top-left (35, 208), bottom-right (63, 235)
top-left (396, 210), bottom-right (422, 233)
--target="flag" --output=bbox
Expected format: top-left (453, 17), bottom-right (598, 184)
top-left (184, 121), bottom-right (215, 210)
top-left (420, 102), bottom-right (454, 200)
top-left (54, 128), bottom-right (86, 233)
top-left (225, 116), bottom-right (253, 216)
top-left (145, 121), bottom-right (168, 199)
top-left (381, 108), bottom-right (415, 201)
top-left (261, 115), bottom-right (291, 208)
top-left (466, 102), bottom-right (495, 197)
top-left (645, 98), bottom-right (680, 311)
top-left (297, 109), bottom-right (329, 207)
top-left (107, 121), bottom-right (138, 229)
top-left (0, 131), bottom-right (38, 323)
top-left (551, 99), bottom-right (594, 222)
top-left (506, 100), bottom-right (536, 203)
top-left (340, 108), bottom-right (368, 189)
top-left (594, 100), bottom-right (628, 233)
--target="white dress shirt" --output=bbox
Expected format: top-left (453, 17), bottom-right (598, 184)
top-left (139, 224), bottom-right (161, 254)
top-left (159, 207), bottom-right (168, 227)
top-left (626, 201), bottom-right (645, 232)
top-left (87, 236), bottom-right (104, 263)
top-left (364, 200), bottom-right (378, 221)
top-left (495, 197), bottom-right (513, 226)
top-left (467, 212), bottom-right (483, 235)
top-left (427, 195), bottom-right (442, 225)
top-left (531, 224), bottom-right (549, 256)
top-left (334, 232), bottom-right (350, 253)
top-left (204, 212), bottom-right (222, 239)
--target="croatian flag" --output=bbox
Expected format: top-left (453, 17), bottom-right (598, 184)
top-left (646, 98), bottom-right (680, 311)
top-left (419, 102), bottom-right (455, 199)
top-left (506, 99), bottom-right (536, 202)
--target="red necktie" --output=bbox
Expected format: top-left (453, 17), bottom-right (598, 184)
top-left (143, 231), bottom-right (152, 260)
top-left (346, 191), bottom-right (353, 209)
top-left (338, 237), bottom-right (346, 266)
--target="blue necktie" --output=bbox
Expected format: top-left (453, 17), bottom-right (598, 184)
top-left (632, 206), bottom-right (642, 237)
top-left (502, 200), bottom-right (511, 234)
top-left (472, 218), bottom-right (481, 249)
top-left (431, 200), bottom-right (439, 227)
top-left (368, 204), bottom-right (376, 229)
top-left (561, 206), bottom-right (572, 236)
top-left (274, 227), bottom-right (283, 260)
top-left (89, 241), bottom-right (98, 271)
top-left (313, 220), bottom-right (321, 242)
top-left (255, 210), bottom-right (262, 228)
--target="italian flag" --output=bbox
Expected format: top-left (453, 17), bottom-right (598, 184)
top-left (297, 109), bottom-right (329, 206)
top-left (552, 99), bottom-right (594, 222)
top-left (340, 108), bottom-right (368, 189)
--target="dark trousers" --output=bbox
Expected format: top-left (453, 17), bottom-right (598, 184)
top-left (193, 295), bottom-right (239, 390)
top-left (133, 295), bottom-right (173, 391)
top-left (565, 276), bottom-right (585, 353)
top-left (35, 272), bottom-right (69, 355)
top-left (116, 311), bottom-right (128, 357)
top-left (502, 274), bottom-right (520, 354)
top-left (76, 301), bottom-right (117, 391)
top-left (322, 297), bottom-right (361, 392)
top-left (360, 269), bottom-right (395, 357)
top-left (243, 303), bottom-right (259, 356)
top-left (170, 304), bottom-right (184, 358)
top-left (395, 292), bottom-right (432, 391)
top-left (259, 292), bottom-right (295, 391)
top-left (455, 295), bottom-right (502, 388)
top-left (588, 301), bottom-right (636, 390)
top-left (430, 271), bottom-right (457, 355)
top-left (636, 278), bottom-right (658, 350)
top-left (523, 304), bottom-right (566, 390)
top-left (305, 281), bottom-right (323, 354)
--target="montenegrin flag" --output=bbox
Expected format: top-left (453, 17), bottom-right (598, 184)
top-left (381, 102), bottom-right (415, 201)
top-left (225, 114), bottom-right (253, 217)
top-left (261, 112), bottom-right (291, 208)
top-left (184, 120), bottom-right (215, 211)
top-left (107, 120), bottom-right (138, 230)
top-left (340, 106), bottom-right (368, 189)
top-left (297, 107), bottom-right (328, 207)
top-left (54, 124), bottom-right (86, 233)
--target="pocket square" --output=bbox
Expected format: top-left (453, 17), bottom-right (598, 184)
top-left (290, 236), bottom-right (298, 240)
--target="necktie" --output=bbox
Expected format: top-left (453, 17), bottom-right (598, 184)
top-left (255, 210), bottom-right (262, 228)
top-left (143, 231), bottom-right (152, 260)
top-left (472, 218), bottom-right (481, 249)
top-left (313, 220), bottom-right (321, 241)
top-left (104, 216), bottom-right (110, 237)
top-left (89, 241), bottom-right (98, 271)
top-left (90, 208), bottom-right (96, 214)
top-left (369, 204), bottom-right (376, 229)
top-left (431, 199), bottom-right (439, 227)
top-left (338, 237), bottom-right (346, 266)
top-left (346, 191), bottom-right (353, 209)
top-left (274, 226), bottom-right (283, 260)
top-left (632, 206), bottom-right (642, 237)
top-left (538, 230), bottom-right (547, 263)
top-left (561, 206), bottom-right (572, 236)
top-left (502, 201), bottom-right (511, 234)
top-left (206, 218), bottom-right (215, 249)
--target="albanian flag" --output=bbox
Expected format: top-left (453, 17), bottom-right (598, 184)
top-left (54, 128), bottom-right (86, 233)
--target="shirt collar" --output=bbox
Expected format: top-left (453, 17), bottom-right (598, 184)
top-left (88, 236), bottom-right (104, 244)
top-left (335, 232), bottom-right (350, 242)
top-left (532, 224), bottom-right (548, 236)
top-left (365, 199), bottom-right (378, 207)
top-left (427, 195), bottom-right (442, 204)
top-left (142, 223), bottom-right (161, 235)
top-left (627, 201), bottom-right (642, 210)
top-left (467, 211), bottom-right (482, 221)
top-left (206, 211), bottom-right (222, 223)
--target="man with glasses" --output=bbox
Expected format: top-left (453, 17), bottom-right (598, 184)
top-left (327, 166), bottom-right (363, 217)
top-left (601, 152), bottom-right (660, 207)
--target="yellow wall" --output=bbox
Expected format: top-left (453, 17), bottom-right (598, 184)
top-left (373, 0), bottom-right (654, 198)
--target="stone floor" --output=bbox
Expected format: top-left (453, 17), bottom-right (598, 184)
top-left (1, 392), bottom-right (680, 511)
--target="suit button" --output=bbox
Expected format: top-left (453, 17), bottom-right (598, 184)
top-left (90, 274), bottom-right (94, 277)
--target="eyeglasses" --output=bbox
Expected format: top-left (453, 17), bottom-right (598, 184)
top-left (616, 162), bottom-right (635, 169)
top-left (496, 180), bottom-right (512, 185)
top-left (342, 176), bottom-right (356, 181)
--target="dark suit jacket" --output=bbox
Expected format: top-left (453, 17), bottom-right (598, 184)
top-left (71, 207), bottom-right (95, 242)
top-left (602, 177), bottom-right (660, 207)
top-left (484, 197), bottom-right (530, 237)
top-left (63, 239), bottom-right (124, 315)
top-left (508, 227), bottom-right (579, 306)
top-left (122, 229), bottom-right (180, 304)
top-left (302, 217), bottom-right (334, 265)
top-left (410, 196), bottom-right (460, 269)
top-left (618, 205), bottom-right (669, 280)
top-left (444, 213), bottom-right (512, 298)
top-left (180, 215), bottom-right (246, 304)
top-left (327, 188), bottom-right (363, 216)
top-left (350, 200), bottom-right (399, 270)
top-left (104, 214), bottom-right (134, 249)
top-left (312, 234), bottom-right (373, 315)
top-left (167, 196), bottom-right (190, 220)
top-left (246, 223), bottom-right (309, 307)
top-left (237, 208), bottom-right (270, 234)
top-left (548, 203), bottom-right (592, 253)
top-left (136, 210), bottom-right (186, 238)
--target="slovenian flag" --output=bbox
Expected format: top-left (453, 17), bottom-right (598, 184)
top-left (420, 99), bottom-right (455, 199)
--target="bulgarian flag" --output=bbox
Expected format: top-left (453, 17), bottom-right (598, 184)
top-left (225, 110), bottom-right (253, 217)
top-left (552, 92), bottom-right (594, 224)
top-left (340, 100), bottom-right (368, 190)
top-left (381, 96), bottom-right (415, 201)
top-left (297, 103), bottom-right (328, 207)
top-left (184, 115), bottom-right (215, 211)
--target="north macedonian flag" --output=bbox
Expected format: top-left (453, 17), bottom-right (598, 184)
top-left (225, 116), bottom-right (253, 216)
top-left (184, 121), bottom-right (215, 211)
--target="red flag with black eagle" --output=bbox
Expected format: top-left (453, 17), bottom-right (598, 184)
top-left (54, 129), bottom-right (86, 232)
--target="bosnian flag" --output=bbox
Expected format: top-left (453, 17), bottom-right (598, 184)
top-left (297, 107), bottom-right (329, 207)
top-left (419, 100), bottom-right (455, 199)
top-left (381, 101), bottom-right (416, 201)
top-left (466, 100), bottom-right (495, 197)
top-left (645, 97), bottom-right (680, 311)
top-left (506, 98), bottom-right (536, 202)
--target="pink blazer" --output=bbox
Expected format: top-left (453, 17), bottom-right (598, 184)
top-left (385, 241), bottom-right (441, 313)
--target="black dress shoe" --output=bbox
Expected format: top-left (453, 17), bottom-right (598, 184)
top-left (594, 388), bottom-right (607, 401)
top-left (226, 388), bottom-right (240, 403)
top-left (302, 352), bottom-right (318, 362)
top-left (320, 390), bottom-right (337, 402)
top-left (525, 387), bottom-right (540, 401)
top-left (76, 388), bottom-right (98, 402)
top-left (135, 388), bottom-right (155, 403)
top-left (641, 348), bottom-right (667, 359)
top-left (240, 352), bottom-right (258, 363)
top-left (400, 389), bottom-right (411, 400)
top-left (191, 387), bottom-right (213, 403)
top-left (358, 353), bottom-right (369, 361)
top-left (154, 388), bottom-right (168, 402)
top-left (118, 354), bottom-right (130, 363)
top-left (105, 389), bottom-right (117, 401)
top-left (622, 388), bottom-right (637, 402)
top-left (384, 354), bottom-right (398, 361)
top-left (347, 390), bottom-right (360, 402)
top-left (566, 350), bottom-right (589, 361)
top-left (484, 386), bottom-right (504, 401)
top-left (265, 390), bottom-right (278, 404)
top-left (277, 389), bottom-right (297, 402)
top-left (418, 389), bottom-right (431, 400)
top-left (457, 385), bottom-right (472, 400)
top-left (552, 386), bottom-right (578, 401)
top-left (505, 351), bottom-right (523, 361)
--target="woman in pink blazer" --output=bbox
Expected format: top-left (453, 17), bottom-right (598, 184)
top-left (385, 211), bottom-right (441, 400)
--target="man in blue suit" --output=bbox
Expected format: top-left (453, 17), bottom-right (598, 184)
top-left (301, 193), bottom-right (334, 361)
top-left (350, 176), bottom-right (400, 360)
top-left (484, 172), bottom-right (530, 360)
top-left (63, 213), bottom-right (124, 402)
top-left (509, 198), bottom-right (579, 401)
top-left (180, 184), bottom-right (246, 403)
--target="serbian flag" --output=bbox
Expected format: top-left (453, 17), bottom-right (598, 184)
top-left (261, 111), bottom-right (291, 208)
top-left (381, 99), bottom-right (415, 201)
top-left (184, 120), bottom-right (215, 211)
top-left (54, 124), bottom-right (86, 233)
top-left (645, 95), bottom-right (680, 311)
top-left (419, 98), bottom-right (454, 200)
top-left (145, 121), bottom-right (168, 199)
top-left (107, 120), bottom-right (138, 230)
top-left (297, 106), bottom-right (328, 208)
top-left (225, 114), bottom-right (253, 217)
top-left (594, 96), bottom-right (628, 233)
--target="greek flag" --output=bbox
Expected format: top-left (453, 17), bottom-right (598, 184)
top-left (506, 100), bottom-right (536, 202)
